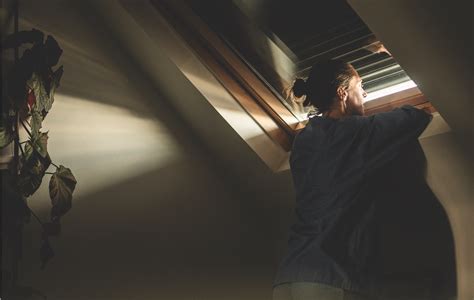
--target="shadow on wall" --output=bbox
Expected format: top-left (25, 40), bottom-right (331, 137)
top-left (371, 142), bottom-right (456, 299)
top-left (22, 158), bottom-right (281, 300)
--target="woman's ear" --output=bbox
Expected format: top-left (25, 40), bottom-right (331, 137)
top-left (336, 86), bottom-right (348, 102)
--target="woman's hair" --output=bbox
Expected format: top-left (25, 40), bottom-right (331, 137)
top-left (291, 59), bottom-right (356, 113)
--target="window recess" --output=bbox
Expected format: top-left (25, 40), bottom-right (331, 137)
top-left (153, 0), bottom-right (435, 149)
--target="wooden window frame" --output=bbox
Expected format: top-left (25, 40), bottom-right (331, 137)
top-left (365, 91), bottom-right (435, 116)
top-left (152, 0), bottom-right (436, 149)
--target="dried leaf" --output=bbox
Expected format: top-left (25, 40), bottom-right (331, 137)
top-left (40, 237), bottom-right (54, 269)
top-left (49, 165), bottom-right (76, 218)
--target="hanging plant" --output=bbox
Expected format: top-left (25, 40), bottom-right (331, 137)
top-left (1, 28), bottom-right (76, 269)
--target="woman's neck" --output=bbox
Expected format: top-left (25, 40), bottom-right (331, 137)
top-left (323, 102), bottom-right (347, 119)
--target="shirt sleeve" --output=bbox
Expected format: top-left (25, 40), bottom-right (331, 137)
top-left (361, 105), bottom-right (433, 172)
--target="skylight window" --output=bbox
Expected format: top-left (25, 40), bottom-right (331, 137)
top-left (365, 79), bottom-right (417, 102)
top-left (184, 0), bottom-right (421, 121)
top-left (157, 0), bottom-right (434, 152)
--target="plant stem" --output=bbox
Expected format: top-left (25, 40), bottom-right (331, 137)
top-left (45, 172), bottom-right (54, 175)
top-left (20, 119), bottom-right (33, 138)
top-left (14, 139), bottom-right (25, 157)
top-left (13, 114), bottom-right (20, 175)
top-left (51, 162), bottom-right (59, 168)
top-left (14, 0), bottom-right (18, 61)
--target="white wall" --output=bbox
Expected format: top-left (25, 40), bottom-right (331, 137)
top-left (11, 1), bottom-right (294, 299)
top-left (420, 132), bottom-right (474, 300)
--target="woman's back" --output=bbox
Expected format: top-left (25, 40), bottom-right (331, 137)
top-left (273, 59), bottom-right (432, 299)
top-left (275, 107), bottom-right (432, 294)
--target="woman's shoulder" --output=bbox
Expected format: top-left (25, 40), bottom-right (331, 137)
top-left (334, 115), bottom-right (368, 132)
top-left (301, 115), bottom-right (366, 135)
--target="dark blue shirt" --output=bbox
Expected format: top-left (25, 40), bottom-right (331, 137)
top-left (274, 105), bottom-right (432, 293)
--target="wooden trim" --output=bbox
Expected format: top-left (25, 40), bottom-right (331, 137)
top-left (364, 93), bottom-right (436, 115)
top-left (151, 0), bottom-right (301, 151)
top-left (190, 36), bottom-right (293, 150)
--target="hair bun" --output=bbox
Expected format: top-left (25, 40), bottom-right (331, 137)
top-left (292, 78), bottom-right (307, 98)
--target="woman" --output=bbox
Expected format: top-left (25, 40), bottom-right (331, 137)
top-left (273, 59), bottom-right (432, 299)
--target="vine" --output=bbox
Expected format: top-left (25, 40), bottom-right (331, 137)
top-left (1, 28), bottom-right (76, 269)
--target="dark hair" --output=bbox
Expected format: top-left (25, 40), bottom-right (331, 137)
top-left (291, 59), bottom-right (356, 113)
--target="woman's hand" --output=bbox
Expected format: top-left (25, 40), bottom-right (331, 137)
top-left (366, 41), bottom-right (391, 56)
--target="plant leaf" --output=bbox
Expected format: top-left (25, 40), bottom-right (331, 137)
top-left (0, 125), bottom-right (14, 148)
top-left (2, 29), bottom-right (44, 49)
top-left (44, 35), bottom-right (63, 67)
top-left (24, 140), bottom-right (34, 161)
top-left (30, 110), bottom-right (42, 139)
top-left (18, 152), bottom-right (51, 197)
top-left (46, 66), bottom-right (63, 112)
top-left (26, 73), bottom-right (48, 114)
top-left (49, 165), bottom-right (76, 218)
top-left (40, 237), bottom-right (55, 269)
top-left (26, 90), bottom-right (36, 109)
top-left (27, 131), bottom-right (48, 158)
